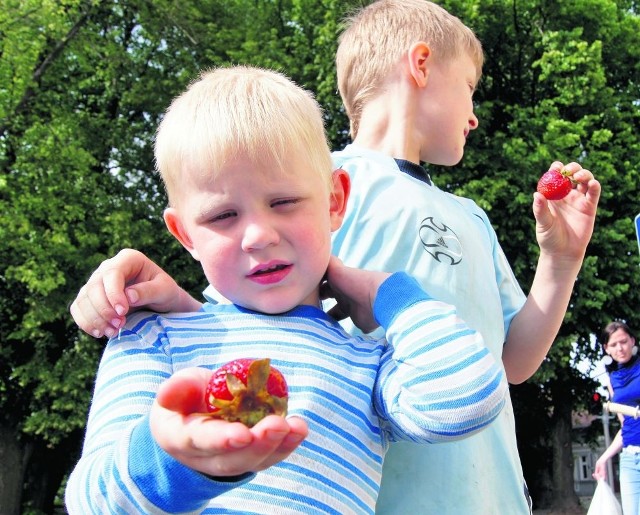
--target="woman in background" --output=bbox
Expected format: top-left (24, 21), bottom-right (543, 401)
top-left (594, 321), bottom-right (639, 514)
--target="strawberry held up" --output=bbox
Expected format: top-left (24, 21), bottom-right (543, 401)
top-left (537, 168), bottom-right (575, 200)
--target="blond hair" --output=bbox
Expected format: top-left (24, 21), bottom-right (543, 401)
top-left (336, 0), bottom-right (483, 138)
top-left (155, 66), bottom-right (334, 205)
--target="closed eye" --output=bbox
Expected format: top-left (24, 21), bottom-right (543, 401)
top-left (271, 198), bottom-right (301, 208)
top-left (211, 211), bottom-right (236, 222)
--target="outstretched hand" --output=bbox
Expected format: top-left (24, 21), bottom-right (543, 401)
top-left (533, 161), bottom-right (601, 265)
top-left (70, 249), bottom-right (201, 338)
top-left (321, 256), bottom-right (391, 333)
top-left (150, 367), bottom-right (308, 477)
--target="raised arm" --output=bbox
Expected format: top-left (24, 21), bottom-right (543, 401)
top-left (374, 273), bottom-right (507, 441)
top-left (70, 249), bottom-right (202, 338)
top-left (502, 161), bottom-right (600, 384)
top-left (324, 257), bottom-right (507, 442)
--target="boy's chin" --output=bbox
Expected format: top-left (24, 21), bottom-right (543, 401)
top-left (440, 155), bottom-right (464, 167)
top-left (234, 295), bottom-right (316, 315)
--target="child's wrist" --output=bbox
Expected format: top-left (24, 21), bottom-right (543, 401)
top-left (537, 251), bottom-right (583, 276)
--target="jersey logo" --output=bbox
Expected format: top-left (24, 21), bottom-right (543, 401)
top-left (419, 217), bottom-right (463, 265)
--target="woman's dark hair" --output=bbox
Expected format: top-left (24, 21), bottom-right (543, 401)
top-left (601, 320), bottom-right (635, 347)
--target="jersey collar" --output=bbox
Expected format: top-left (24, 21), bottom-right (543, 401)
top-left (395, 158), bottom-right (432, 185)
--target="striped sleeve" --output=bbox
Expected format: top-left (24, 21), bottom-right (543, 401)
top-left (373, 273), bottom-right (507, 442)
top-left (64, 314), bottom-right (250, 514)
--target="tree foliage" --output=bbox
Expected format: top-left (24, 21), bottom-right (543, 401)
top-left (1, 0), bottom-right (639, 512)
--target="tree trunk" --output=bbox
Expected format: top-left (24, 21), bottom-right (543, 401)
top-left (0, 424), bottom-right (29, 515)
top-left (547, 392), bottom-right (584, 514)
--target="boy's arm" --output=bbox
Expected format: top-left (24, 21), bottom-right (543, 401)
top-left (65, 325), bottom-right (226, 514)
top-left (65, 321), bottom-right (305, 514)
top-left (70, 248), bottom-right (202, 338)
top-left (502, 162), bottom-right (600, 384)
top-left (373, 273), bottom-right (507, 441)
top-left (149, 368), bottom-right (307, 479)
top-left (325, 257), bottom-right (507, 442)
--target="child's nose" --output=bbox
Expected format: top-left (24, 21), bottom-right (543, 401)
top-left (241, 220), bottom-right (280, 251)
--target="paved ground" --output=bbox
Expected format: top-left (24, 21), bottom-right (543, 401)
top-left (532, 494), bottom-right (620, 514)
top-left (531, 497), bottom-right (587, 514)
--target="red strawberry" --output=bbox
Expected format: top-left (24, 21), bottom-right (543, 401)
top-left (205, 358), bottom-right (288, 427)
top-left (537, 168), bottom-right (573, 200)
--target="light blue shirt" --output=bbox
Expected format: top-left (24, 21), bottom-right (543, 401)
top-left (331, 144), bottom-right (530, 514)
top-left (66, 273), bottom-right (507, 514)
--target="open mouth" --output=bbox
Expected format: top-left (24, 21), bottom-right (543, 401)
top-left (252, 264), bottom-right (289, 276)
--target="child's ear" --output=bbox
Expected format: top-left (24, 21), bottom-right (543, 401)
top-left (408, 41), bottom-right (431, 88)
top-left (329, 168), bottom-right (350, 231)
top-left (163, 208), bottom-right (201, 261)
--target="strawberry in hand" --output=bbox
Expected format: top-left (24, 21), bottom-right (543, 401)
top-left (206, 358), bottom-right (288, 427)
top-left (536, 168), bottom-right (574, 200)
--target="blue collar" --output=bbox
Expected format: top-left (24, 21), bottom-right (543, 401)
top-left (395, 158), bottom-right (432, 185)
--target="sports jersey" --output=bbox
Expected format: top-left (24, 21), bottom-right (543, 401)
top-left (65, 272), bottom-right (507, 514)
top-left (331, 144), bottom-right (530, 514)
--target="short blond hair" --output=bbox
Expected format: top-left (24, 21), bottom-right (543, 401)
top-left (336, 0), bottom-right (483, 138)
top-left (155, 66), bottom-right (334, 205)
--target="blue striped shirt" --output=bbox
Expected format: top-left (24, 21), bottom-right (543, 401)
top-left (66, 273), bottom-right (506, 514)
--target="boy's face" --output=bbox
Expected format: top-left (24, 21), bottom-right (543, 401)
top-left (164, 154), bottom-right (348, 314)
top-left (417, 52), bottom-right (479, 166)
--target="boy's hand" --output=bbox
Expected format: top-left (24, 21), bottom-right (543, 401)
top-left (321, 256), bottom-right (391, 333)
top-left (503, 161), bottom-right (600, 382)
top-left (532, 161), bottom-right (601, 265)
top-left (70, 249), bottom-right (201, 339)
top-left (150, 367), bottom-right (308, 477)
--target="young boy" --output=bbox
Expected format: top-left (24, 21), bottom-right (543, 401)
top-left (70, 1), bottom-right (601, 513)
top-left (333, 2), bottom-right (597, 513)
top-left (65, 66), bottom-right (508, 514)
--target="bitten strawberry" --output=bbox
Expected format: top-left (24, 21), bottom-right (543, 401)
top-left (536, 168), bottom-right (573, 200)
top-left (205, 358), bottom-right (288, 427)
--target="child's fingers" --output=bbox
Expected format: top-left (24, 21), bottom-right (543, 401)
top-left (70, 282), bottom-right (122, 338)
top-left (125, 274), bottom-right (181, 312)
top-left (584, 178), bottom-right (601, 207)
top-left (531, 191), bottom-right (553, 228)
top-left (152, 388), bottom-right (308, 477)
top-left (99, 250), bottom-right (148, 312)
top-left (189, 415), bottom-right (308, 473)
top-left (547, 160), bottom-right (564, 173)
top-left (69, 299), bottom-right (103, 338)
top-left (100, 268), bottom-right (130, 317)
top-left (570, 169), bottom-right (594, 183)
top-left (156, 367), bottom-right (211, 414)
top-left (271, 416), bottom-right (308, 455)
